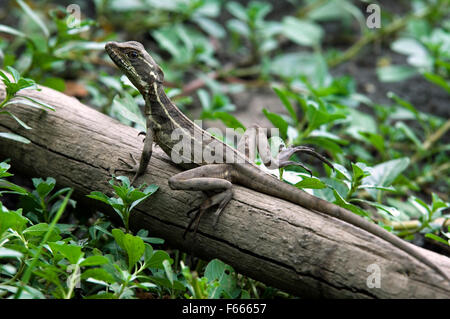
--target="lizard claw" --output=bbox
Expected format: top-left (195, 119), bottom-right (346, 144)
top-left (138, 131), bottom-right (146, 142)
top-left (118, 153), bottom-right (138, 169)
top-left (113, 153), bottom-right (141, 184)
top-left (183, 190), bottom-right (233, 239)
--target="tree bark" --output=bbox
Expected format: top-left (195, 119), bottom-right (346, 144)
top-left (0, 82), bottom-right (449, 298)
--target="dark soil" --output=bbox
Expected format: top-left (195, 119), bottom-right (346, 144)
top-left (332, 46), bottom-right (450, 118)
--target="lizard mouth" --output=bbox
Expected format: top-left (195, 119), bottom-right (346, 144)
top-left (105, 42), bottom-right (130, 70)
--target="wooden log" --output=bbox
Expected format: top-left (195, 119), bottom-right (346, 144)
top-left (0, 82), bottom-right (449, 298)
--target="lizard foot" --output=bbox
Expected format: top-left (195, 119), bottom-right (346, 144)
top-left (112, 153), bottom-right (140, 184)
top-left (110, 131), bottom-right (148, 183)
top-left (277, 146), bottom-right (334, 176)
top-left (183, 189), bottom-right (233, 238)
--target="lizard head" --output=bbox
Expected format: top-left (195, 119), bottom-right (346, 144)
top-left (105, 41), bottom-right (164, 92)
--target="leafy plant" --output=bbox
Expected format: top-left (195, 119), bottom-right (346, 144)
top-left (87, 176), bottom-right (158, 233)
top-left (0, 66), bottom-right (54, 143)
top-left (227, 1), bottom-right (280, 65)
top-left (0, 0), bottom-right (103, 84)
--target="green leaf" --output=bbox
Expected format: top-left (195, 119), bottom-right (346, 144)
top-left (0, 24), bottom-right (27, 38)
top-left (281, 17), bottom-right (323, 47)
top-left (305, 106), bottom-right (345, 133)
top-left (0, 179), bottom-right (29, 195)
top-left (0, 69), bottom-right (11, 85)
top-left (351, 199), bottom-right (400, 218)
top-left (226, 2), bottom-right (247, 21)
top-left (194, 17), bottom-right (225, 38)
top-left (358, 131), bottom-right (385, 154)
top-left (308, 0), bottom-right (355, 21)
top-left (425, 233), bottom-right (449, 246)
top-left (143, 243), bottom-right (154, 264)
top-left (0, 208), bottom-right (28, 235)
top-left (42, 77), bottom-right (66, 92)
top-left (431, 193), bottom-right (448, 213)
top-left (145, 250), bottom-right (171, 269)
top-left (6, 96), bottom-right (55, 112)
top-left (143, 184), bottom-right (159, 194)
top-left (0, 247), bottom-right (23, 258)
top-left (227, 19), bottom-right (249, 36)
top-left (114, 175), bottom-right (131, 188)
top-left (272, 87), bottom-right (297, 123)
top-left (17, 0), bottom-right (50, 38)
top-left (23, 223), bottom-right (60, 241)
top-left (6, 66), bottom-right (21, 83)
top-left (112, 229), bottom-right (145, 270)
top-left (84, 292), bottom-right (117, 299)
top-left (333, 163), bottom-right (351, 181)
top-left (362, 158), bottom-right (410, 200)
top-left (332, 188), bottom-right (368, 217)
top-left (198, 89), bottom-right (210, 111)
top-left (111, 92), bottom-right (146, 129)
top-left (129, 186), bottom-right (158, 212)
top-left (53, 41), bottom-right (107, 56)
top-left (86, 191), bottom-right (112, 205)
top-left (80, 255), bottom-right (109, 267)
top-left (212, 111), bottom-right (245, 130)
top-left (0, 111), bottom-right (31, 129)
top-left (345, 108), bottom-right (377, 138)
top-left (395, 122), bottom-right (423, 149)
top-left (409, 196), bottom-right (431, 216)
top-left (351, 162), bottom-right (371, 181)
top-left (48, 243), bottom-right (83, 265)
top-left (357, 184), bottom-right (396, 192)
top-left (111, 228), bottom-right (125, 249)
top-left (16, 189), bottom-right (73, 298)
top-left (163, 259), bottom-right (174, 286)
top-left (99, 75), bottom-right (123, 92)
top-left (391, 37), bottom-right (431, 68)
top-left (262, 108), bottom-right (288, 140)
top-left (423, 72), bottom-right (450, 93)
top-left (295, 177), bottom-right (327, 189)
top-left (81, 268), bottom-right (115, 284)
top-left (270, 52), bottom-right (318, 79)
top-left (204, 259), bottom-right (237, 299)
top-left (376, 65), bottom-right (418, 82)
top-left (16, 77), bottom-right (36, 91)
top-left (33, 177), bottom-right (56, 199)
top-left (147, 275), bottom-right (185, 291)
top-left (153, 30), bottom-right (181, 59)
top-left (19, 95), bottom-right (54, 111)
top-left (387, 92), bottom-right (419, 117)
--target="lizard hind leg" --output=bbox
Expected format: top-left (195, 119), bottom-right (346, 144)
top-left (184, 189), bottom-right (233, 238)
top-left (237, 124), bottom-right (334, 173)
top-left (168, 164), bottom-right (234, 238)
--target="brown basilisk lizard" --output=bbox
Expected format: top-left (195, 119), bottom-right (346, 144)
top-left (105, 41), bottom-right (449, 282)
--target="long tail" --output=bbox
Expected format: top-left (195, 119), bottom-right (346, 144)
top-left (240, 165), bottom-right (449, 281)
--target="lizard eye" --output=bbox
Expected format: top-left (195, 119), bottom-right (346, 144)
top-left (127, 51), bottom-right (138, 59)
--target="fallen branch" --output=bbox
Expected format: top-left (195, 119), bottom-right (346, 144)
top-left (0, 82), bottom-right (449, 298)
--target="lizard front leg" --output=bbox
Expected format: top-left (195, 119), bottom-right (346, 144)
top-left (168, 164), bottom-right (233, 238)
top-left (116, 119), bottom-right (155, 184)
